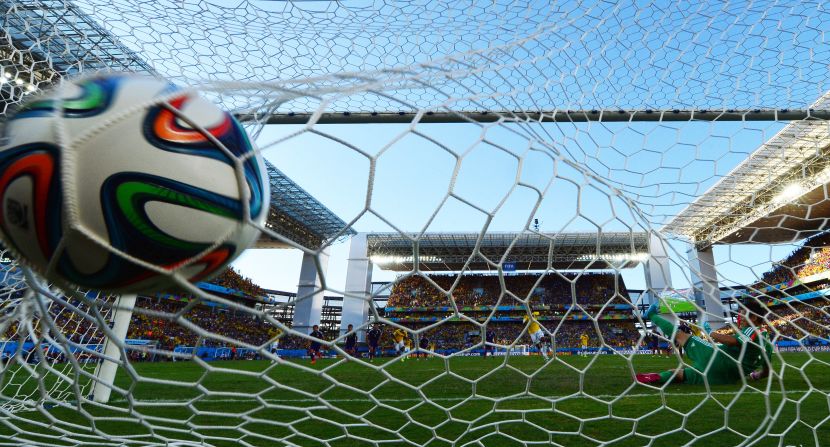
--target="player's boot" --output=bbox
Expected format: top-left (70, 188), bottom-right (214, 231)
top-left (635, 373), bottom-right (661, 384)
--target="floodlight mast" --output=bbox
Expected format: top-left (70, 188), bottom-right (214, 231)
top-left (238, 109), bottom-right (830, 125)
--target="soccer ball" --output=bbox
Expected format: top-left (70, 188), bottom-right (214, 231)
top-left (0, 73), bottom-right (268, 293)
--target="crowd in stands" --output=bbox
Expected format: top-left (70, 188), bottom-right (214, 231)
top-left (2, 297), bottom-right (108, 345)
top-left (760, 233), bottom-right (830, 286)
top-left (377, 272), bottom-right (638, 351)
top-left (208, 267), bottom-right (265, 298)
top-left (387, 273), bottom-right (629, 308)
top-left (5, 248), bottom-right (830, 367)
top-left (765, 301), bottom-right (830, 342)
top-left (366, 319), bottom-right (640, 351)
top-left (127, 297), bottom-right (279, 351)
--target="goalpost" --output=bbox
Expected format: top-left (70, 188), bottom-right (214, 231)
top-left (2, 1), bottom-right (830, 446)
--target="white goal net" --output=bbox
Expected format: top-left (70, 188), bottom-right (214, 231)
top-left (1, 1), bottom-right (830, 446)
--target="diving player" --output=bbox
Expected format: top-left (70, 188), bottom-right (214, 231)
top-left (636, 300), bottom-right (773, 386)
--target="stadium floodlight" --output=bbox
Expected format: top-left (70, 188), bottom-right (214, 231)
top-left (775, 183), bottom-right (806, 203)
top-left (3, 2), bottom-right (830, 447)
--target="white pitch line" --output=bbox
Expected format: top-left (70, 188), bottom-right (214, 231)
top-left (112, 390), bottom-right (819, 405)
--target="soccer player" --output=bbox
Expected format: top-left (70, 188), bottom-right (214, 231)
top-left (344, 324), bottom-right (358, 358)
top-left (419, 335), bottom-right (430, 359)
top-left (484, 328), bottom-right (496, 357)
top-left (646, 332), bottom-right (660, 356)
top-left (579, 333), bottom-right (590, 357)
top-left (636, 300), bottom-right (773, 386)
top-left (393, 327), bottom-right (408, 361)
top-left (309, 324), bottom-right (324, 365)
top-left (367, 325), bottom-right (381, 361)
top-left (404, 337), bottom-right (413, 360)
top-left (270, 327), bottom-right (282, 360)
top-left (523, 312), bottom-right (550, 360)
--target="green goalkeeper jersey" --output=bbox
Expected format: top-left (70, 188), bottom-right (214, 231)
top-left (724, 326), bottom-right (773, 373)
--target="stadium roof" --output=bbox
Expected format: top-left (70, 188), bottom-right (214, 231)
top-left (1, 3), bottom-right (353, 251)
top-left (664, 91), bottom-right (830, 245)
top-left (366, 232), bottom-right (649, 271)
top-left (256, 161), bottom-right (355, 249)
top-left (1, 0), bottom-right (156, 112)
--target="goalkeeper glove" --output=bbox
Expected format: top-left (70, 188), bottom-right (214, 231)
top-left (703, 321), bottom-right (712, 333)
top-left (749, 370), bottom-right (763, 380)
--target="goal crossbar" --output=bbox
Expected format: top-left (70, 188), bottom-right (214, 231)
top-left (237, 109), bottom-right (830, 125)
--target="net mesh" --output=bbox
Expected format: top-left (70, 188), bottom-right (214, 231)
top-left (0, 252), bottom-right (118, 414)
top-left (1, 1), bottom-right (830, 446)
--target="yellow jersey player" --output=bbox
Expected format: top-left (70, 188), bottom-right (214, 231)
top-left (523, 312), bottom-right (550, 360)
top-left (393, 328), bottom-right (408, 361)
top-left (580, 333), bottom-right (589, 357)
top-left (270, 328), bottom-right (283, 360)
top-left (404, 338), bottom-right (412, 360)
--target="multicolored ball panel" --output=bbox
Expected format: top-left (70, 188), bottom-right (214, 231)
top-left (55, 172), bottom-right (243, 290)
top-left (10, 75), bottom-right (119, 120)
top-left (0, 144), bottom-right (63, 263)
top-left (143, 95), bottom-right (265, 220)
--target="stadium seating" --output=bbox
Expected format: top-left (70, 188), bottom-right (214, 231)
top-left (384, 273), bottom-right (641, 351)
top-left (208, 266), bottom-right (266, 298)
top-left (387, 272), bottom-right (629, 307)
top-left (761, 233), bottom-right (830, 286)
top-left (127, 297), bottom-right (280, 351)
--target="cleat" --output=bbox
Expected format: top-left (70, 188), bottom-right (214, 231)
top-left (644, 300), bottom-right (660, 319)
top-left (636, 373), bottom-right (661, 384)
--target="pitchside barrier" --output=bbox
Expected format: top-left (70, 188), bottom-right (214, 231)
top-left (2, 340), bottom-right (829, 365)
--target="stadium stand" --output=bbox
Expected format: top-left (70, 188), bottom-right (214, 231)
top-left (6, 260), bottom-right (827, 364)
top-left (207, 266), bottom-right (266, 298)
top-left (387, 272), bottom-right (629, 307)
top-left (761, 232), bottom-right (830, 286)
top-left (123, 267), bottom-right (297, 359)
top-left (383, 273), bottom-right (640, 353)
top-left (768, 302), bottom-right (830, 343)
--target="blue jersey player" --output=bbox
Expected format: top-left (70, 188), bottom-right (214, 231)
top-left (309, 325), bottom-right (324, 365)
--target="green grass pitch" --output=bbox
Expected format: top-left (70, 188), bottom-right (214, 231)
top-left (2, 352), bottom-right (829, 446)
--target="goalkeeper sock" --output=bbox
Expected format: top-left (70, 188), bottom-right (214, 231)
top-left (650, 314), bottom-right (677, 339)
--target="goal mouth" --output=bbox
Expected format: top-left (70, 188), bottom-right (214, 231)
top-left (1, 1), bottom-right (830, 447)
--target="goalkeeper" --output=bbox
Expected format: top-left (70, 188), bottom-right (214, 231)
top-left (636, 299), bottom-right (773, 386)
